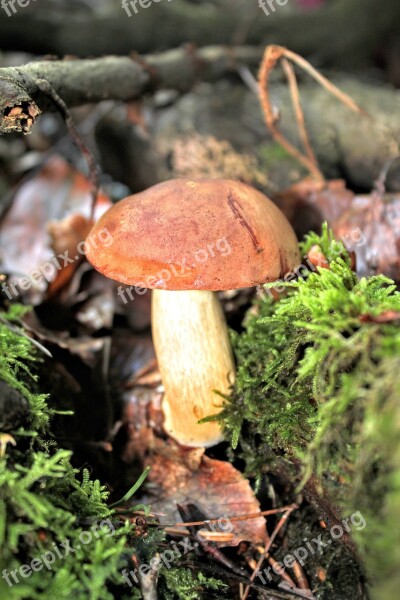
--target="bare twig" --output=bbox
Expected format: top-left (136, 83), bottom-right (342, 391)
top-left (268, 554), bottom-right (298, 590)
top-left (258, 45), bottom-right (367, 183)
top-left (237, 64), bottom-right (260, 95)
top-left (35, 79), bottom-right (99, 219)
top-left (258, 49), bottom-right (323, 183)
top-left (173, 504), bottom-right (298, 527)
top-left (281, 58), bottom-right (319, 173)
top-left (176, 504), bottom-right (245, 577)
top-left (292, 560), bottom-right (312, 592)
top-left (277, 47), bottom-right (367, 115)
top-left (242, 504), bottom-right (298, 600)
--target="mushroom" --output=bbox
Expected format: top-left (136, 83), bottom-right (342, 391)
top-left (85, 179), bottom-right (300, 447)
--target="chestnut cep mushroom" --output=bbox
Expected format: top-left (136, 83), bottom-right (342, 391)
top-left (85, 179), bottom-right (300, 447)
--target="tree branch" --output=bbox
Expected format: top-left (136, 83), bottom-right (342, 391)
top-left (0, 46), bottom-right (262, 134)
top-left (0, 0), bottom-right (398, 65)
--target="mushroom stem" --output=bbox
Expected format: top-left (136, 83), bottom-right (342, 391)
top-left (152, 289), bottom-right (235, 447)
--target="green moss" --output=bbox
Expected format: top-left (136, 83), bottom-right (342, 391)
top-left (217, 225), bottom-right (400, 600)
top-left (160, 568), bottom-right (228, 600)
top-left (0, 308), bottom-right (227, 600)
top-left (0, 307), bottom-right (142, 600)
top-left (4, 228), bottom-right (400, 599)
top-left (0, 305), bottom-right (49, 431)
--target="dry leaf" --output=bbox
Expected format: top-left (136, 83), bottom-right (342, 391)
top-left (0, 155), bottom-right (111, 304)
top-left (276, 178), bottom-right (354, 240)
top-left (332, 192), bottom-right (400, 280)
top-left (145, 440), bottom-right (267, 547)
top-left (46, 213), bottom-right (93, 296)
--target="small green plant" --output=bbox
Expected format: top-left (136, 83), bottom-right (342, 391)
top-left (218, 224), bottom-right (400, 600)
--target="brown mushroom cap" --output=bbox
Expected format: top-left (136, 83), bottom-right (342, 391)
top-left (85, 179), bottom-right (300, 290)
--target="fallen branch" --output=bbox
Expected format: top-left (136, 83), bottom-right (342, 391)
top-left (0, 45), bottom-right (262, 134)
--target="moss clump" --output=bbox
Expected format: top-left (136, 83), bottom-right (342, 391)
top-left (160, 567), bottom-right (228, 600)
top-left (0, 307), bottom-right (227, 600)
top-left (218, 225), bottom-right (400, 600)
top-left (0, 306), bottom-right (139, 600)
top-left (0, 304), bottom-right (49, 432)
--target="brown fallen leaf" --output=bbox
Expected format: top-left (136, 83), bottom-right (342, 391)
top-left (144, 439), bottom-right (267, 547)
top-left (0, 155), bottom-right (111, 304)
top-left (277, 177), bottom-right (400, 280)
top-left (332, 191), bottom-right (400, 280)
top-left (276, 178), bottom-right (355, 240)
top-left (47, 213), bottom-right (93, 296)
